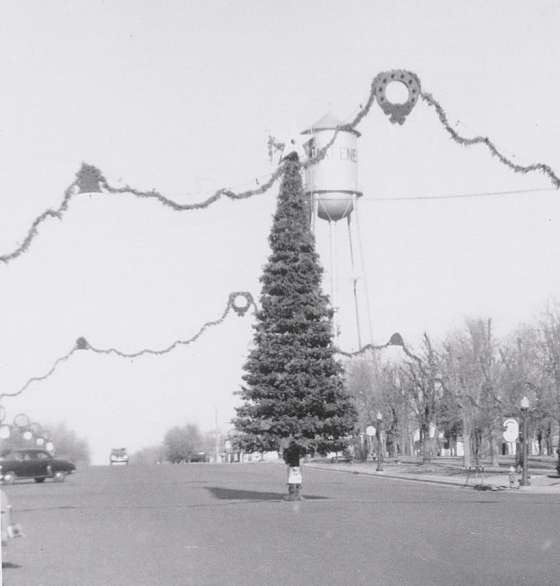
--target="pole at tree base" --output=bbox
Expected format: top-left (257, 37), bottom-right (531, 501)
top-left (284, 442), bottom-right (303, 501)
top-left (287, 466), bottom-right (303, 501)
top-left (214, 407), bottom-right (220, 464)
top-left (520, 396), bottom-right (530, 487)
top-left (365, 425), bottom-right (376, 461)
top-left (376, 412), bottom-right (384, 472)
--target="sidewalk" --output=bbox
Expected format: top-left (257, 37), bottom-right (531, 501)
top-left (307, 460), bottom-right (560, 494)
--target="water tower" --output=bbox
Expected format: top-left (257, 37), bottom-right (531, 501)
top-left (301, 113), bottom-right (372, 349)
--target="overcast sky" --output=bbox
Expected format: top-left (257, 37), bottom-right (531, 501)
top-left (1, 1), bottom-right (560, 464)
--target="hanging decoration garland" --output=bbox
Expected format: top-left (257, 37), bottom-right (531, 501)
top-left (0, 164), bottom-right (285, 264)
top-left (1, 182), bottom-right (77, 264)
top-left (373, 70), bottom-right (421, 124)
top-left (335, 332), bottom-right (423, 361)
top-left (304, 68), bottom-right (560, 188)
top-left (83, 290), bottom-right (256, 358)
top-left (419, 91), bottom-right (560, 187)
top-left (0, 346), bottom-right (79, 403)
top-left (335, 340), bottom-right (394, 358)
top-left (0, 291), bottom-right (257, 401)
top-left (229, 292), bottom-right (255, 317)
top-left (2, 71), bottom-right (559, 264)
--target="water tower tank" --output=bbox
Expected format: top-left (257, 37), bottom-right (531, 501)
top-left (301, 113), bottom-right (361, 222)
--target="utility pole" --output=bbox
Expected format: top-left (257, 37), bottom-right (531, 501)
top-left (520, 397), bottom-right (530, 486)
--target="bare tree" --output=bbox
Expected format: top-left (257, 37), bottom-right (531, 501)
top-left (345, 356), bottom-right (415, 459)
top-left (130, 445), bottom-right (166, 465)
top-left (163, 423), bottom-right (203, 463)
top-left (344, 305), bottom-right (560, 470)
top-left (401, 334), bottom-right (443, 464)
top-left (44, 422), bottom-right (91, 465)
top-left (344, 356), bottom-right (381, 433)
top-left (441, 319), bottom-right (503, 467)
top-left (538, 305), bottom-right (560, 426)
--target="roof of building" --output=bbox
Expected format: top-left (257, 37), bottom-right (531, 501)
top-left (301, 112), bottom-right (361, 136)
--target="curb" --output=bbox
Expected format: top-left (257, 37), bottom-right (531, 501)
top-left (307, 464), bottom-right (560, 493)
top-left (307, 464), bottom-right (469, 488)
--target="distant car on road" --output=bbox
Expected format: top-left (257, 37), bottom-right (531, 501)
top-left (110, 448), bottom-right (129, 466)
top-left (0, 448), bottom-right (75, 484)
top-left (189, 451), bottom-right (209, 463)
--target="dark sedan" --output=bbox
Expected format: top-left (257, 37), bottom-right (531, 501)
top-left (0, 448), bottom-right (76, 484)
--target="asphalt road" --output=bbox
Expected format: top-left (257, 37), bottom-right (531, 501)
top-left (2, 463), bottom-right (560, 586)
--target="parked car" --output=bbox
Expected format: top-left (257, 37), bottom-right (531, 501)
top-left (0, 449), bottom-right (75, 484)
top-left (110, 448), bottom-right (129, 466)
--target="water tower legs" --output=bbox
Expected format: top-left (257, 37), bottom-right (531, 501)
top-left (346, 211), bottom-right (363, 350)
top-left (327, 220), bottom-right (339, 340)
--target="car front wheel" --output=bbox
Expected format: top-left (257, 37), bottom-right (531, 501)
top-left (2, 471), bottom-right (16, 485)
top-left (53, 471), bottom-right (66, 482)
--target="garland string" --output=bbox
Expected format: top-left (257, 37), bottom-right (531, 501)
top-left (420, 92), bottom-right (560, 188)
top-left (0, 184), bottom-right (76, 264)
top-left (85, 305), bottom-right (232, 359)
top-left (0, 292), bottom-right (256, 401)
top-left (0, 347), bottom-right (79, 403)
top-left (335, 337), bottom-right (421, 363)
top-left (335, 341), bottom-right (391, 358)
top-left (2, 73), bottom-right (559, 264)
top-left (97, 168), bottom-right (285, 212)
top-left (0, 166), bottom-right (285, 264)
top-left (0, 74), bottom-right (383, 263)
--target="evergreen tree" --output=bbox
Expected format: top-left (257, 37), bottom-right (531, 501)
top-left (233, 158), bottom-right (356, 470)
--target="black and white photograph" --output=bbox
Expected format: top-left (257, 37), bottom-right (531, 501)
top-left (1, 1), bottom-right (560, 584)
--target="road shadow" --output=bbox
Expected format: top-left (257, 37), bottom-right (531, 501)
top-left (206, 487), bottom-right (328, 502)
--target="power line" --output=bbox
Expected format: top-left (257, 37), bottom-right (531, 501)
top-left (362, 186), bottom-right (558, 203)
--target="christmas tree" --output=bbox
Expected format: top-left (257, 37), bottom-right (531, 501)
top-left (233, 157), bottom-right (356, 494)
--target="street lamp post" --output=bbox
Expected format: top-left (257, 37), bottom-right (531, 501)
top-left (376, 411), bottom-right (384, 472)
top-left (520, 396), bottom-right (530, 487)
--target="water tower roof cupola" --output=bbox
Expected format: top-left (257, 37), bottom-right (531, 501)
top-left (301, 112), bottom-right (361, 137)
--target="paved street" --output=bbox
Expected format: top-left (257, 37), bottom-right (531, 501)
top-left (2, 463), bottom-right (560, 586)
